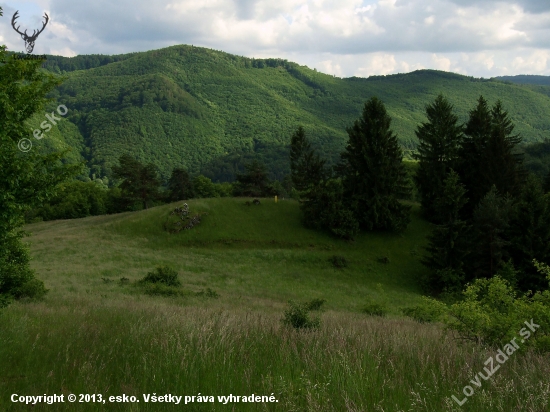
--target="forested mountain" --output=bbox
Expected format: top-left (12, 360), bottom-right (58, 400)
top-left (25, 45), bottom-right (550, 182)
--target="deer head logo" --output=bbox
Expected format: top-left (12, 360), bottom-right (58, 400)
top-left (11, 11), bottom-right (49, 54)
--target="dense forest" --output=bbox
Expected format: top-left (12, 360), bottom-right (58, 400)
top-left (20, 45), bottom-right (550, 184)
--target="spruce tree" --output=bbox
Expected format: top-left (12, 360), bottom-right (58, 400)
top-left (340, 97), bottom-right (411, 232)
top-left (468, 186), bottom-right (512, 280)
top-left (457, 96), bottom-right (493, 217)
top-left (507, 174), bottom-right (550, 292)
top-left (414, 94), bottom-right (464, 222)
top-left (422, 170), bottom-right (470, 293)
top-left (458, 97), bottom-right (525, 217)
top-left (484, 101), bottom-right (525, 198)
top-left (289, 126), bottom-right (326, 192)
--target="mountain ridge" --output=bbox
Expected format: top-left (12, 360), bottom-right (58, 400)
top-left (26, 45), bottom-right (550, 182)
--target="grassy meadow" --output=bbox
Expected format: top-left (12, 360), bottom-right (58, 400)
top-left (1, 198), bottom-right (549, 411)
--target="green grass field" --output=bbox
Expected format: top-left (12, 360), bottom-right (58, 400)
top-left (1, 198), bottom-right (549, 411)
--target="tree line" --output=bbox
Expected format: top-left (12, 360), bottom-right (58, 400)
top-left (289, 92), bottom-right (550, 296)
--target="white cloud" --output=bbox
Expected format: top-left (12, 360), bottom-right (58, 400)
top-left (1, 0), bottom-right (549, 77)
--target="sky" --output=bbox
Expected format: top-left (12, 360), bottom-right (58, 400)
top-left (1, 0), bottom-right (549, 78)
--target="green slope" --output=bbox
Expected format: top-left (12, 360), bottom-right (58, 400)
top-left (32, 45), bottom-right (550, 181)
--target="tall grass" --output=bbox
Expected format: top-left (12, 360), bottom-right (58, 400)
top-left (2, 198), bottom-right (548, 411)
top-left (1, 298), bottom-right (549, 411)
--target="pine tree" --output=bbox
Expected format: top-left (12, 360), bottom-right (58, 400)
top-left (340, 97), bottom-right (411, 232)
top-left (507, 174), bottom-right (550, 292)
top-left (167, 168), bottom-right (194, 201)
top-left (414, 94), bottom-right (464, 222)
top-left (422, 170), bottom-right (470, 293)
top-left (289, 126), bottom-right (326, 192)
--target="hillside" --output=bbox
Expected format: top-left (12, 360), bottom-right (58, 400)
top-left (28, 45), bottom-right (550, 181)
top-left (494, 75), bottom-right (550, 86)
top-left (1, 198), bottom-right (548, 411)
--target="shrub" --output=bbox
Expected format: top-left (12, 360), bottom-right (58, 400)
top-left (282, 301), bottom-right (320, 329)
top-left (329, 255), bottom-right (348, 269)
top-left (140, 266), bottom-right (181, 287)
top-left (304, 298), bottom-right (326, 311)
top-left (444, 261), bottom-right (550, 351)
top-left (401, 296), bottom-right (447, 323)
top-left (361, 302), bottom-right (388, 317)
top-left (13, 279), bottom-right (49, 300)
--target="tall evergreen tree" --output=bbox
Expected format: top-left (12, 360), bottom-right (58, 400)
top-left (484, 101), bottom-right (525, 198)
top-left (457, 96), bottom-right (493, 217)
top-left (458, 97), bottom-right (525, 217)
top-left (507, 174), bottom-right (550, 292)
top-left (167, 168), bottom-right (194, 201)
top-left (112, 154), bottom-right (160, 209)
top-left (468, 186), bottom-right (512, 280)
top-left (289, 126), bottom-right (326, 192)
top-left (422, 170), bottom-right (470, 293)
top-left (233, 160), bottom-right (273, 197)
top-left (414, 94), bottom-right (464, 222)
top-left (339, 97), bottom-right (411, 232)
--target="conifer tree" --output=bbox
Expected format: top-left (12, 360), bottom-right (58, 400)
top-left (414, 94), bottom-right (464, 222)
top-left (468, 186), bottom-right (512, 280)
top-left (507, 174), bottom-right (550, 292)
top-left (422, 170), bottom-right (470, 293)
top-left (340, 97), bottom-right (411, 232)
top-left (233, 159), bottom-right (272, 197)
top-left (289, 126), bottom-right (326, 192)
top-left (458, 97), bottom-right (525, 217)
top-left (457, 96), bottom-right (493, 217)
top-left (112, 154), bottom-right (160, 209)
top-left (167, 168), bottom-right (194, 201)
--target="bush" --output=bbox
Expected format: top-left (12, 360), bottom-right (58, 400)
top-left (13, 279), bottom-right (49, 300)
top-left (0, 233), bottom-right (48, 305)
top-left (444, 261), bottom-right (550, 351)
top-left (140, 266), bottom-right (181, 287)
top-left (361, 302), bottom-right (388, 317)
top-left (282, 301), bottom-right (320, 329)
top-left (329, 255), bottom-right (348, 269)
top-left (402, 296), bottom-right (447, 323)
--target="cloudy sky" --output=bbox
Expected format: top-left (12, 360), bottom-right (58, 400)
top-left (1, 0), bottom-right (549, 78)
